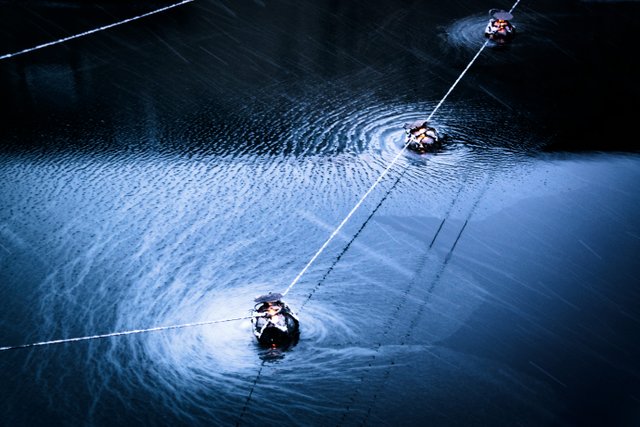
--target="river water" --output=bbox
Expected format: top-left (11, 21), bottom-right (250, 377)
top-left (1, 0), bottom-right (639, 426)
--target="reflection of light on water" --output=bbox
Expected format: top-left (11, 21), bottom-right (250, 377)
top-left (83, 94), bottom-right (545, 400)
top-left (131, 282), bottom-right (263, 373)
top-left (443, 13), bottom-right (490, 52)
top-left (297, 302), bottom-right (359, 346)
top-left (1, 74), bottom-right (551, 424)
top-left (108, 275), bottom-right (360, 383)
top-left (442, 12), bottom-right (534, 54)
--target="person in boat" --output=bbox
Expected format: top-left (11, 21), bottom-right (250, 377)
top-left (485, 10), bottom-right (515, 40)
top-left (404, 120), bottom-right (440, 153)
top-left (252, 292), bottom-right (299, 347)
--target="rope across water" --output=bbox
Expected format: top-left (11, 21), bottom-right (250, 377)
top-left (282, 37), bottom-right (492, 298)
top-left (0, 0), bottom-right (522, 353)
top-left (0, 316), bottom-right (253, 352)
top-left (0, 0), bottom-right (195, 61)
top-left (283, 0), bottom-right (521, 299)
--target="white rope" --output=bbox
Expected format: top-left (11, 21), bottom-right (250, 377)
top-left (510, 0), bottom-right (522, 14)
top-left (0, 0), bottom-right (195, 61)
top-left (0, 316), bottom-right (253, 352)
top-left (0, 0), bottom-right (523, 352)
top-left (282, 0), bottom-right (523, 297)
top-left (282, 41), bottom-right (495, 298)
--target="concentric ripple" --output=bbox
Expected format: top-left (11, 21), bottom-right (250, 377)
top-left (1, 7), bottom-right (552, 421)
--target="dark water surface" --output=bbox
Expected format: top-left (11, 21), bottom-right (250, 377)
top-left (1, 1), bottom-right (639, 426)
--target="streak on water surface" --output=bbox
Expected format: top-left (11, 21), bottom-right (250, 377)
top-left (1, 0), bottom-right (639, 426)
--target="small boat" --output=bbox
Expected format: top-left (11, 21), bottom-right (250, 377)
top-left (484, 9), bottom-right (516, 43)
top-left (404, 120), bottom-right (441, 154)
top-left (251, 292), bottom-right (300, 348)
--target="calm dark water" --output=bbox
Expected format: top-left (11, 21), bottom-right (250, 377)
top-left (1, 1), bottom-right (639, 426)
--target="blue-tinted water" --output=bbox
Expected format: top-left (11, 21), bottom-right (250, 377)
top-left (1, 0), bottom-right (639, 426)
